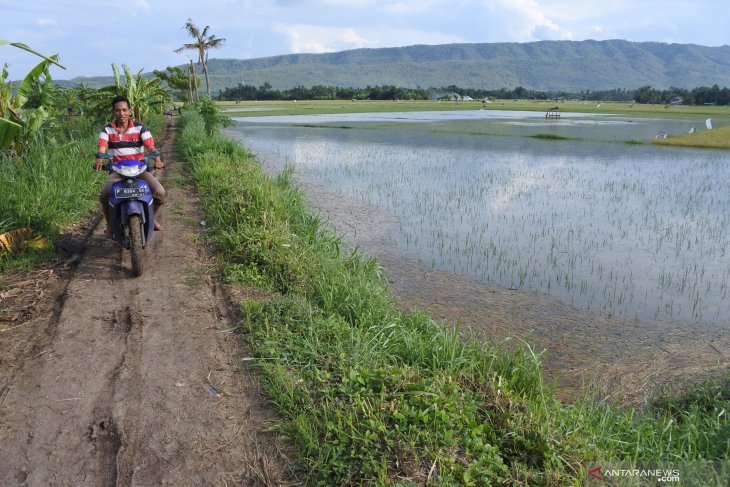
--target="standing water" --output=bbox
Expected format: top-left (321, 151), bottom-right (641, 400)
top-left (228, 111), bottom-right (730, 327)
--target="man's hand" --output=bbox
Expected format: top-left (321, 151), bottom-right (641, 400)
top-left (148, 147), bottom-right (164, 170)
top-left (95, 151), bottom-right (108, 171)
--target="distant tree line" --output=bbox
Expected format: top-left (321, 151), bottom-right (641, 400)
top-left (217, 82), bottom-right (730, 105)
top-left (219, 83), bottom-right (429, 102)
top-left (631, 85), bottom-right (730, 105)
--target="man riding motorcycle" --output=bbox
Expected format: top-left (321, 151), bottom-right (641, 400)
top-left (95, 95), bottom-right (165, 238)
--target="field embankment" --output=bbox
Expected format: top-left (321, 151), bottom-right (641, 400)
top-left (177, 108), bottom-right (730, 485)
top-left (653, 124), bottom-right (730, 149)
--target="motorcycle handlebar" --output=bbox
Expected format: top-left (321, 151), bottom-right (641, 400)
top-left (94, 153), bottom-right (161, 171)
top-left (96, 153), bottom-right (158, 161)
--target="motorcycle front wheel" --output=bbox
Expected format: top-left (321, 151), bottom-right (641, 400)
top-left (128, 214), bottom-right (144, 277)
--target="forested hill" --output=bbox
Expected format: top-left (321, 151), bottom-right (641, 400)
top-left (60, 40), bottom-right (730, 93)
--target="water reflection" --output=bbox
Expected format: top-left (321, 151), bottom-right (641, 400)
top-left (228, 115), bottom-right (730, 326)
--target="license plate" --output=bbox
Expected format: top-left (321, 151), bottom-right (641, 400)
top-left (114, 186), bottom-right (147, 198)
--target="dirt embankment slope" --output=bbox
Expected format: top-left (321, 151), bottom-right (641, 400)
top-left (0, 118), bottom-right (297, 486)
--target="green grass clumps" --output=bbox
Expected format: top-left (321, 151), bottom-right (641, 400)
top-left (0, 122), bottom-right (101, 269)
top-left (1, 134), bottom-right (99, 236)
top-left (240, 296), bottom-right (576, 485)
top-left (653, 125), bottom-right (730, 149)
top-left (177, 110), bottom-right (730, 485)
top-left (528, 133), bottom-right (573, 141)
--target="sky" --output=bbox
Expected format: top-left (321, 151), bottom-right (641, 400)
top-left (2, 0), bottom-right (729, 80)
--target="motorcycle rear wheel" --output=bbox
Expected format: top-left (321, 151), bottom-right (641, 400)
top-left (128, 214), bottom-right (144, 277)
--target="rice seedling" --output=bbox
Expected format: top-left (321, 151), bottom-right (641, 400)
top-left (230, 117), bottom-right (730, 325)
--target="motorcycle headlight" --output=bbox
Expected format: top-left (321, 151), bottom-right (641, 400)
top-left (111, 161), bottom-right (146, 177)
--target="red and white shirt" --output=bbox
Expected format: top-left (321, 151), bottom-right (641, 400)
top-left (98, 120), bottom-right (154, 162)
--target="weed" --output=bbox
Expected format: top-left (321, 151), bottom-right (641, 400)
top-left (182, 266), bottom-right (207, 287)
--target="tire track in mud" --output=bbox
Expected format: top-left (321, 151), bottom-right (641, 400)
top-left (89, 306), bottom-right (144, 487)
top-left (108, 307), bottom-right (143, 487)
top-left (0, 240), bottom-right (146, 486)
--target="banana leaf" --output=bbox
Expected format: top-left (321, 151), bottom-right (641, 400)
top-left (22, 106), bottom-right (49, 136)
top-left (12, 55), bottom-right (58, 109)
top-left (0, 116), bottom-right (22, 149)
top-left (0, 40), bottom-right (65, 69)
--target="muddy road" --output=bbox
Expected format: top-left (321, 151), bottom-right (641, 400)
top-left (0, 119), bottom-right (297, 486)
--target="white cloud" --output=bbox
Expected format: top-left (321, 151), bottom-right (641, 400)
top-left (275, 24), bottom-right (373, 53)
top-left (496, 0), bottom-right (572, 41)
top-left (274, 21), bottom-right (464, 54)
top-left (35, 18), bottom-right (56, 27)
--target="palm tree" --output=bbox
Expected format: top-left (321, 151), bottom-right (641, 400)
top-left (174, 19), bottom-right (225, 98)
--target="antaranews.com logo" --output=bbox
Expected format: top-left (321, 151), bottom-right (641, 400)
top-left (586, 461), bottom-right (730, 486)
top-left (588, 465), bottom-right (680, 483)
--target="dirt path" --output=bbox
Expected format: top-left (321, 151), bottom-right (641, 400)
top-left (0, 118), bottom-right (297, 486)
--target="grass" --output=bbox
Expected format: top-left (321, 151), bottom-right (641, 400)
top-left (528, 133), bottom-right (574, 140)
top-left (220, 99), bottom-right (486, 118)
top-left (653, 125), bottom-right (730, 149)
top-left (0, 132), bottom-right (99, 234)
top-left (177, 108), bottom-right (730, 485)
top-left (0, 122), bottom-right (100, 270)
top-left (182, 266), bottom-right (208, 287)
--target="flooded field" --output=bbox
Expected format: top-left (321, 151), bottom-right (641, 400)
top-left (226, 110), bottom-right (730, 399)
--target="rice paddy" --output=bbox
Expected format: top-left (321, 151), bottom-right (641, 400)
top-left (229, 110), bottom-right (730, 326)
top-left (170, 103), bottom-right (730, 485)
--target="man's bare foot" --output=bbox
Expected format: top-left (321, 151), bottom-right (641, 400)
top-left (154, 222), bottom-right (163, 231)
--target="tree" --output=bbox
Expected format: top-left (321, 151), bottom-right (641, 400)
top-left (174, 19), bottom-right (226, 98)
top-left (153, 66), bottom-right (199, 103)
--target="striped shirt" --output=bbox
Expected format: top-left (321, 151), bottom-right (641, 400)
top-left (98, 120), bottom-right (154, 162)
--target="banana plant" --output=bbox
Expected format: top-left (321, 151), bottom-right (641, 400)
top-left (0, 56), bottom-right (60, 150)
top-left (89, 64), bottom-right (170, 121)
top-left (0, 40), bottom-right (65, 150)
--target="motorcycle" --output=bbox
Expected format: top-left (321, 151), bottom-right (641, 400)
top-left (98, 153), bottom-right (158, 276)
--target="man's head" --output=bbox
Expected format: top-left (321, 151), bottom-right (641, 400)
top-left (111, 95), bottom-right (132, 125)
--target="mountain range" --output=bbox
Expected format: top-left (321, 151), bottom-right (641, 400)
top-left (57, 39), bottom-right (730, 94)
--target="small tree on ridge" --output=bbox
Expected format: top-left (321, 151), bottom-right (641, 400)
top-left (174, 18), bottom-right (225, 98)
